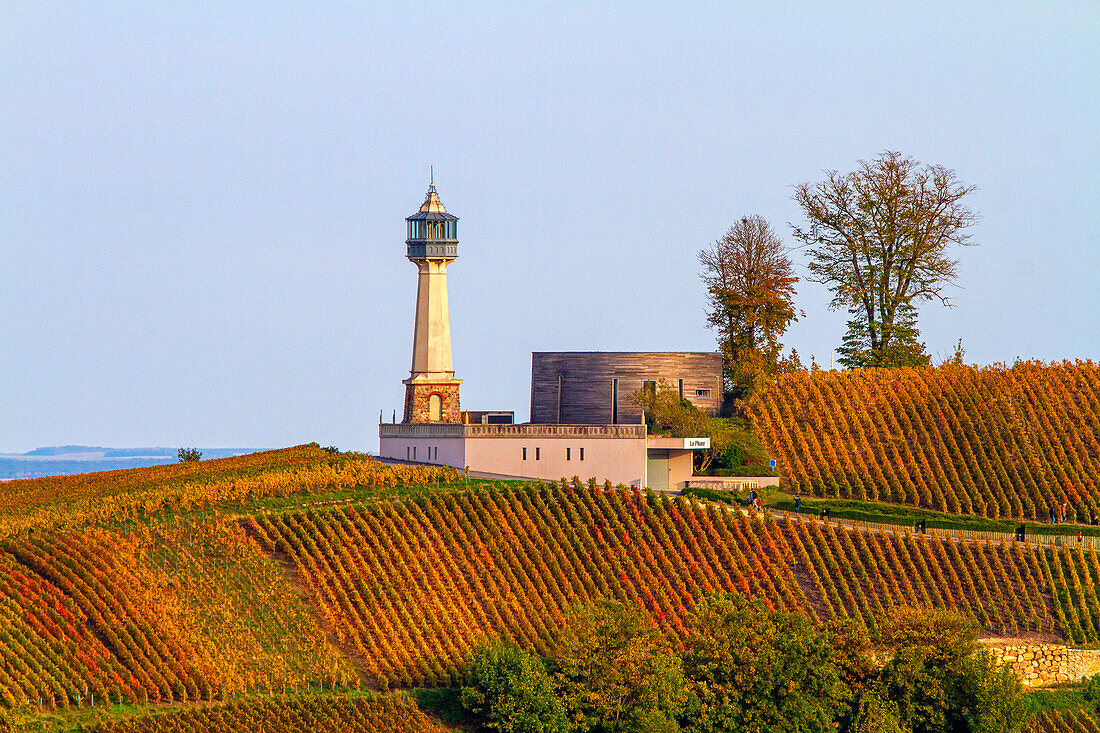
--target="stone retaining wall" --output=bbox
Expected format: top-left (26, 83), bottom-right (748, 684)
top-left (985, 642), bottom-right (1100, 686)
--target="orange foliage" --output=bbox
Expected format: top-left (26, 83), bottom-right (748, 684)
top-left (747, 361), bottom-right (1100, 520)
top-left (0, 446), bottom-right (457, 536)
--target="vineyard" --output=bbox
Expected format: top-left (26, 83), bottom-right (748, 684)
top-left (248, 484), bottom-right (1100, 688)
top-left (747, 361), bottom-right (1100, 520)
top-left (89, 695), bottom-right (449, 733)
top-left (0, 445), bottom-right (457, 536)
top-left (0, 520), bottom-right (362, 709)
top-left (1, 449), bottom-right (1099, 729)
top-left (1027, 708), bottom-right (1100, 733)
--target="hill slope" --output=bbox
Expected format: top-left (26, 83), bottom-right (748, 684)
top-left (746, 361), bottom-right (1100, 520)
top-left (1, 446), bottom-right (1098, 730)
top-left (250, 485), bottom-right (1100, 689)
top-left (0, 444), bottom-right (455, 534)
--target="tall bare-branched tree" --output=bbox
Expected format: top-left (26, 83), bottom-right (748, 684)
top-left (699, 215), bottom-right (799, 398)
top-left (792, 151), bottom-right (977, 369)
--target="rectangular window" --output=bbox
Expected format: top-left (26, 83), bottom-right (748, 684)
top-left (678, 378), bottom-right (684, 398)
top-left (643, 380), bottom-right (657, 394)
top-left (523, 447), bottom-right (527, 461)
top-left (566, 447), bottom-right (571, 461)
top-left (695, 388), bottom-right (712, 398)
top-left (580, 447), bottom-right (585, 461)
top-left (612, 378), bottom-right (619, 424)
top-left (413, 446), bottom-right (417, 460)
top-left (556, 375), bottom-right (563, 424)
top-left (406, 446), bottom-right (410, 460)
top-left (535, 447), bottom-right (541, 460)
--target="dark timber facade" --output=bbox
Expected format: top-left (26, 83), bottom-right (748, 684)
top-left (530, 352), bottom-right (723, 425)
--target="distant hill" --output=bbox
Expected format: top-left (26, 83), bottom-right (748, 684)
top-left (22, 445), bottom-right (111, 456)
top-left (0, 446), bottom-right (263, 479)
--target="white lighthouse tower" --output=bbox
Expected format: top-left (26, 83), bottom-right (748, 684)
top-left (401, 174), bottom-right (462, 423)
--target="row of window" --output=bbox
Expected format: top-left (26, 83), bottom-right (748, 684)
top-left (522, 446), bottom-right (585, 461)
top-left (407, 220), bottom-right (457, 240)
top-left (639, 379), bottom-right (710, 398)
top-left (406, 446), bottom-right (440, 462)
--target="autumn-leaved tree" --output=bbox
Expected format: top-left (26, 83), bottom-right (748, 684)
top-left (698, 215), bottom-right (799, 398)
top-left (792, 151), bottom-right (977, 369)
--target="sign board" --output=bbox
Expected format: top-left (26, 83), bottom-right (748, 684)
top-left (770, 459), bottom-right (777, 467)
top-left (684, 438), bottom-right (710, 449)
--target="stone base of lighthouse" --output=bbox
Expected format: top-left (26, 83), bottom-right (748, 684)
top-left (403, 380), bottom-right (462, 423)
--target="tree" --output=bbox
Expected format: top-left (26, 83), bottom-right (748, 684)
top-left (792, 151), bottom-right (977, 369)
top-left (1083, 673), bottom-right (1100, 717)
top-left (630, 381), bottom-right (766, 474)
top-left (178, 447), bottom-right (202, 463)
top-left (549, 600), bottom-right (686, 733)
top-left (461, 641), bottom-right (569, 733)
top-left (631, 381), bottom-right (711, 439)
top-left (848, 691), bottom-right (904, 733)
top-left (877, 607), bottom-right (1024, 733)
top-left (680, 594), bottom-right (849, 733)
top-left (825, 619), bottom-right (882, 733)
top-left (698, 215), bottom-right (799, 397)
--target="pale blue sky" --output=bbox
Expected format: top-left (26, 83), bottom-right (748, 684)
top-left (2, 2), bottom-right (1097, 452)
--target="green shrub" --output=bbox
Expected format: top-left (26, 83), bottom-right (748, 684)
top-left (461, 641), bottom-right (568, 733)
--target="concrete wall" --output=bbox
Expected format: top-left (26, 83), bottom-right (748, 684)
top-left (379, 435), bottom-right (465, 467)
top-left (379, 424), bottom-right (651, 487)
top-left (686, 476), bottom-right (782, 490)
top-left (531, 352), bottom-right (723, 424)
top-left (464, 434), bottom-right (648, 486)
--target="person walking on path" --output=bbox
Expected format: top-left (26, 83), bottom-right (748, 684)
top-left (795, 494), bottom-right (802, 514)
top-left (1051, 507), bottom-right (1056, 525)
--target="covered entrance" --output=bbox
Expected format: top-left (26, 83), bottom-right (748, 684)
top-left (645, 437), bottom-right (710, 490)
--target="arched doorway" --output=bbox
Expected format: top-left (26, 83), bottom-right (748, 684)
top-left (428, 393), bottom-right (443, 422)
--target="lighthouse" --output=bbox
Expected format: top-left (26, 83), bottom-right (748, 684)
top-left (402, 175), bottom-right (462, 423)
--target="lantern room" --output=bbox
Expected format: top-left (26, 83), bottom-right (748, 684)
top-left (405, 176), bottom-right (458, 261)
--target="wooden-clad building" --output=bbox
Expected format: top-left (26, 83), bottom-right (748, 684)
top-left (530, 351), bottom-right (723, 425)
